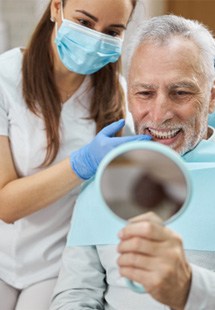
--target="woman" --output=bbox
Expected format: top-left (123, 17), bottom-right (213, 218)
top-left (0, 0), bottom-right (152, 309)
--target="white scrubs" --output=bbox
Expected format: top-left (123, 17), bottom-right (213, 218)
top-left (0, 48), bottom-right (96, 289)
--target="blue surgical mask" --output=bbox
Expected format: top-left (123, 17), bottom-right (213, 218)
top-left (54, 4), bottom-right (123, 75)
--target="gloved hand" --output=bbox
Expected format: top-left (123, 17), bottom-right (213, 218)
top-left (70, 119), bottom-right (151, 180)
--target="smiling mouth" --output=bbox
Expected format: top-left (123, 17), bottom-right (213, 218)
top-left (147, 128), bottom-right (181, 139)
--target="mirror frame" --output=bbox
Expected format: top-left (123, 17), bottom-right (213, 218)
top-left (95, 141), bottom-right (192, 225)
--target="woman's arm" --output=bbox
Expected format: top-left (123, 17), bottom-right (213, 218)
top-left (50, 246), bottom-right (106, 310)
top-left (0, 120), bottom-right (150, 223)
top-left (0, 136), bottom-right (81, 223)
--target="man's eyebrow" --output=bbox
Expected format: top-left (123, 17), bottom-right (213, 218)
top-left (75, 10), bottom-right (126, 29)
top-left (169, 81), bottom-right (199, 90)
top-left (131, 83), bottom-right (158, 90)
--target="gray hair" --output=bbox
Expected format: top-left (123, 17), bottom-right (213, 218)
top-left (126, 15), bottom-right (215, 84)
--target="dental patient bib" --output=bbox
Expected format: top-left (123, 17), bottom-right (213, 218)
top-left (67, 139), bottom-right (215, 251)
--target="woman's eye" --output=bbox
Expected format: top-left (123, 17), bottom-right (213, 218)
top-left (106, 30), bottom-right (120, 37)
top-left (77, 19), bottom-right (92, 28)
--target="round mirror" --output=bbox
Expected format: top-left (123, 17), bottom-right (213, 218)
top-left (98, 142), bottom-right (191, 224)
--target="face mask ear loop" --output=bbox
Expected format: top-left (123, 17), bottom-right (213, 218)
top-left (55, 21), bottom-right (58, 37)
top-left (60, 0), bottom-right (65, 21)
top-left (55, 0), bottom-right (64, 37)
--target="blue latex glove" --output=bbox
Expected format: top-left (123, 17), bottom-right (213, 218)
top-left (70, 119), bottom-right (151, 180)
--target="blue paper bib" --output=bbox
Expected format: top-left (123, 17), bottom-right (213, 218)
top-left (67, 139), bottom-right (215, 251)
top-left (209, 113), bottom-right (215, 128)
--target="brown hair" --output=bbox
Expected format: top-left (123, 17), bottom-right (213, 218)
top-left (22, 0), bottom-right (137, 166)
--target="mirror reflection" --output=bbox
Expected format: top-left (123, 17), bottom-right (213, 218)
top-left (101, 149), bottom-right (188, 222)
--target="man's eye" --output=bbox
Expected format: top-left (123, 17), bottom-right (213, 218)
top-left (137, 91), bottom-right (153, 97)
top-left (174, 90), bottom-right (191, 96)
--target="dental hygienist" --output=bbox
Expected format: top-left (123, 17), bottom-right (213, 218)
top-left (0, 0), bottom-right (151, 309)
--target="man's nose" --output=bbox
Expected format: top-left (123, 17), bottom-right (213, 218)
top-left (149, 95), bottom-right (174, 124)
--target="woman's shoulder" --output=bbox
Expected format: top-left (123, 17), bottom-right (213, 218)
top-left (0, 48), bottom-right (23, 84)
top-left (0, 47), bottom-right (22, 61)
top-left (0, 48), bottom-right (24, 110)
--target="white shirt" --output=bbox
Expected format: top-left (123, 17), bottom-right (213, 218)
top-left (0, 48), bottom-right (96, 289)
top-left (51, 129), bottom-right (215, 309)
top-left (51, 246), bottom-right (215, 310)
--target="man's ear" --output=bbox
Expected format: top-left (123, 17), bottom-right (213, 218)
top-left (208, 81), bottom-right (215, 114)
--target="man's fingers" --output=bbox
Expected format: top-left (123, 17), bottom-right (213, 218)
top-left (117, 252), bottom-right (154, 271)
top-left (129, 212), bottom-right (163, 225)
top-left (118, 220), bottom-right (174, 242)
top-left (117, 237), bottom-right (161, 256)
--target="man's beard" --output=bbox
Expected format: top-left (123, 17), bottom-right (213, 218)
top-left (135, 117), bottom-right (208, 156)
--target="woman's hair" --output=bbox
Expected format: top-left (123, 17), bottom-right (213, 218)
top-left (126, 15), bottom-right (215, 84)
top-left (22, 0), bottom-right (137, 166)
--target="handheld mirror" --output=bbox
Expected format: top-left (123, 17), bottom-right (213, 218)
top-left (96, 141), bottom-right (191, 293)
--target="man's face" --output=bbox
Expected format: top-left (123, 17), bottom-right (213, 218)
top-left (128, 37), bottom-right (215, 155)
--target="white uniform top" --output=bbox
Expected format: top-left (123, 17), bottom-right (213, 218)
top-left (0, 48), bottom-right (97, 289)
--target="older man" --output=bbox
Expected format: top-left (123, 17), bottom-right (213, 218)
top-left (50, 15), bottom-right (215, 310)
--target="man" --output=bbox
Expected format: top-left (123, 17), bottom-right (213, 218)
top-left (50, 15), bottom-right (215, 310)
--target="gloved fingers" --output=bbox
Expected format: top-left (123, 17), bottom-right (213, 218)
top-left (113, 134), bottom-right (152, 145)
top-left (100, 119), bottom-right (125, 137)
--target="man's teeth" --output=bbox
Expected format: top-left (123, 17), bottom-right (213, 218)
top-left (148, 128), bottom-right (179, 139)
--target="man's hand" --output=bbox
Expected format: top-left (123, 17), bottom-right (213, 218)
top-left (117, 212), bottom-right (192, 310)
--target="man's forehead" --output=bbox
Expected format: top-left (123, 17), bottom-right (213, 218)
top-left (128, 38), bottom-right (203, 88)
top-left (131, 37), bottom-right (200, 68)
top-left (136, 36), bottom-right (199, 53)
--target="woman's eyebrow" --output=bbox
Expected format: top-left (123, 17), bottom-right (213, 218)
top-left (75, 10), bottom-right (98, 22)
top-left (75, 10), bottom-right (126, 29)
top-left (109, 24), bottom-right (126, 30)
